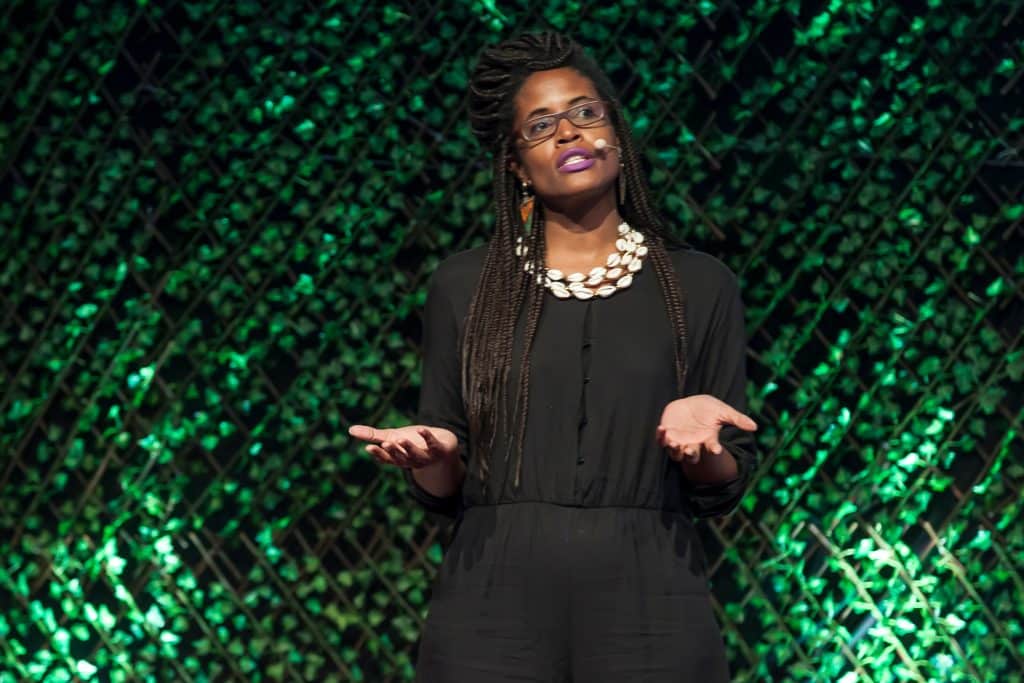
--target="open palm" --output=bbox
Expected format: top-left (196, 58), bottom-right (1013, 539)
top-left (657, 394), bottom-right (757, 463)
top-left (348, 424), bottom-right (459, 469)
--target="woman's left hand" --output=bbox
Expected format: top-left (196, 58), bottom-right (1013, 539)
top-left (657, 394), bottom-right (758, 464)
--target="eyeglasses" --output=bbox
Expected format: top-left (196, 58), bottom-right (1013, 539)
top-left (518, 100), bottom-right (609, 142)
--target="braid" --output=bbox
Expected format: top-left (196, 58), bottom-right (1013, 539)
top-left (505, 203), bottom-right (546, 487)
top-left (461, 142), bottom-right (527, 492)
top-left (463, 31), bottom-right (693, 492)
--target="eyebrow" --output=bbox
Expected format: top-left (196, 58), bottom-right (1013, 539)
top-left (524, 95), bottom-right (595, 120)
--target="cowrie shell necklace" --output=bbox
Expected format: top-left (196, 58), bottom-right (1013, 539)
top-left (514, 221), bottom-right (647, 300)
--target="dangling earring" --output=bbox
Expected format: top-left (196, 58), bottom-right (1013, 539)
top-left (617, 163), bottom-right (627, 205)
top-left (519, 179), bottom-right (534, 228)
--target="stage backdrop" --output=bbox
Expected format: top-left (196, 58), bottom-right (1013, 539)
top-left (1, 1), bottom-right (1022, 681)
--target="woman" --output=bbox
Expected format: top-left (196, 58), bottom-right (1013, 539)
top-left (349, 31), bottom-right (758, 682)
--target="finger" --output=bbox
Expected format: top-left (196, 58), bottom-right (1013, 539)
top-left (349, 424), bottom-right (387, 443)
top-left (680, 443), bottom-right (701, 464)
top-left (727, 410), bottom-right (758, 432)
top-left (366, 444), bottom-right (394, 465)
top-left (398, 438), bottom-right (432, 467)
top-left (374, 443), bottom-right (416, 469)
top-left (417, 428), bottom-right (451, 463)
top-left (667, 440), bottom-right (686, 462)
top-left (392, 438), bottom-right (431, 468)
top-left (418, 427), bottom-right (440, 448)
top-left (705, 437), bottom-right (723, 455)
top-left (381, 441), bottom-right (412, 468)
top-left (349, 424), bottom-right (373, 440)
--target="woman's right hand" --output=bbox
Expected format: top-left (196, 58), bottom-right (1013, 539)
top-left (347, 424), bottom-right (460, 469)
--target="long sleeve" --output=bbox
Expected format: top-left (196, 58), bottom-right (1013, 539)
top-left (682, 267), bottom-right (758, 518)
top-left (402, 265), bottom-right (469, 519)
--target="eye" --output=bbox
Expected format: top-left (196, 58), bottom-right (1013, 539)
top-left (527, 118), bottom-right (553, 136)
top-left (572, 103), bottom-right (602, 121)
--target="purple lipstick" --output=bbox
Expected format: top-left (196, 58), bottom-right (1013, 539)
top-left (556, 147), bottom-right (595, 173)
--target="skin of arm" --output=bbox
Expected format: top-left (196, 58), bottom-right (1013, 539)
top-left (408, 442), bottom-right (467, 498)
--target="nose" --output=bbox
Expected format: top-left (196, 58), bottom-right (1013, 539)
top-left (555, 116), bottom-right (580, 143)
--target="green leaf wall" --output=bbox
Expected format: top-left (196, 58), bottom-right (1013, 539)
top-left (1, 1), bottom-right (1021, 681)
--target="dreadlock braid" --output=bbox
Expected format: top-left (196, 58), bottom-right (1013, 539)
top-left (506, 200), bottom-right (546, 488)
top-left (462, 31), bottom-right (692, 492)
top-left (460, 142), bottom-right (522, 488)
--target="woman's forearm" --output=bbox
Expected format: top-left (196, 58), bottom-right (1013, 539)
top-left (410, 450), bottom-right (467, 498)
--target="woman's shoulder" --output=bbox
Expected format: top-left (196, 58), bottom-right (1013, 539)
top-left (664, 243), bottom-right (740, 292)
top-left (428, 242), bottom-right (489, 293)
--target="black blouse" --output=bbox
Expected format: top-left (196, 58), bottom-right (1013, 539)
top-left (403, 242), bottom-right (757, 521)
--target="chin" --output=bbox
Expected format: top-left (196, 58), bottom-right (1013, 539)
top-left (540, 183), bottom-right (616, 210)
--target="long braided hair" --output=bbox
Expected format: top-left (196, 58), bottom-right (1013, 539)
top-left (462, 31), bottom-right (692, 491)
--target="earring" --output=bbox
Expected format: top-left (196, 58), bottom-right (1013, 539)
top-left (617, 163), bottom-right (626, 205)
top-left (519, 179), bottom-right (534, 227)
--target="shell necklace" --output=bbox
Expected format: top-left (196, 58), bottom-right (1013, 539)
top-left (515, 221), bottom-right (647, 300)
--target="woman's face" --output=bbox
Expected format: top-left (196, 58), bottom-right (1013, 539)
top-left (509, 67), bottom-right (620, 210)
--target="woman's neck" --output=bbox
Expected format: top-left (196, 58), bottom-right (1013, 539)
top-left (541, 197), bottom-right (623, 272)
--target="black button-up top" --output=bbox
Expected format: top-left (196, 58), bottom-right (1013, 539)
top-left (403, 242), bottom-right (757, 521)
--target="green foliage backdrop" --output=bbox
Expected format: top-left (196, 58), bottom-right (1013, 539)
top-left (1, 1), bottom-right (1022, 681)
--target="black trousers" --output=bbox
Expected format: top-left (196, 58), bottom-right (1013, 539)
top-left (414, 502), bottom-right (731, 682)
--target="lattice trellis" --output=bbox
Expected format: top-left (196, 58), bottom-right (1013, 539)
top-left (1, 1), bottom-right (1022, 681)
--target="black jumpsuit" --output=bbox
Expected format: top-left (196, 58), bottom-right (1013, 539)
top-left (403, 242), bottom-right (757, 682)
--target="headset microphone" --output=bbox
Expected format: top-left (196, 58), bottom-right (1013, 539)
top-left (594, 138), bottom-right (621, 153)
